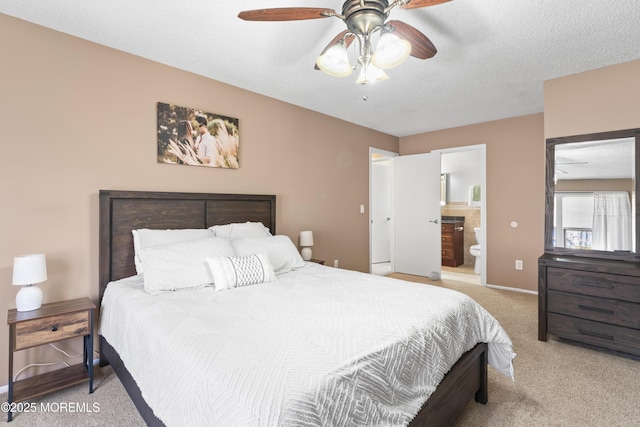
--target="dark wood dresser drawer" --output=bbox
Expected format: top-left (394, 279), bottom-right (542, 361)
top-left (442, 247), bottom-right (454, 259)
top-left (442, 234), bottom-right (453, 246)
top-left (441, 223), bottom-right (454, 233)
top-left (548, 290), bottom-right (640, 329)
top-left (548, 313), bottom-right (640, 356)
top-left (547, 267), bottom-right (640, 303)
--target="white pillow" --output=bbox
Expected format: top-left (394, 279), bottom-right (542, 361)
top-left (231, 235), bottom-right (305, 275)
top-left (132, 228), bottom-right (214, 274)
top-left (206, 253), bottom-right (276, 292)
top-left (209, 222), bottom-right (272, 239)
top-left (141, 237), bottom-right (235, 295)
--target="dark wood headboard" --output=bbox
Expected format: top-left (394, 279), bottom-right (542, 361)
top-left (98, 190), bottom-right (276, 303)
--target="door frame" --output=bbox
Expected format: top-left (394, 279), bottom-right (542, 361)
top-left (432, 144), bottom-right (487, 286)
top-left (369, 147), bottom-right (399, 274)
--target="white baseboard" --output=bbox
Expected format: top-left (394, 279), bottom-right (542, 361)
top-left (0, 357), bottom-right (101, 395)
top-left (486, 283), bottom-right (538, 295)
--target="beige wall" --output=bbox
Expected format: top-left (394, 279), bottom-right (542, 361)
top-left (400, 114), bottom-right (546, 292)
top-left (0, 14), bottom-right (398, 386)
top-left (544, 60), bottom-right (640, 138)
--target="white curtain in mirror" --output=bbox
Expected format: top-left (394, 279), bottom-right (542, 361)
top-left (592, 191), bottom-right (632, 251)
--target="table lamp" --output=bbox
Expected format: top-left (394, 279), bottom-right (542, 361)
top-left (12, 253), bottom-right (48, 312)
top-left (299, 231), bottom-right (314, 261)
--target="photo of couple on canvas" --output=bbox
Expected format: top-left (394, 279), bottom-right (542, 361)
top-left (157, 102), bottom-right (239, 169)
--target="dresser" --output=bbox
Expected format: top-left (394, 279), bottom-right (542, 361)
top-left (538, 254), bottom-right (640, 356)
top-left (441, 218), bottom-right (464, 267)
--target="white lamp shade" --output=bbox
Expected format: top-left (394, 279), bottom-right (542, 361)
top-left (12, 254), bottom-right (47, 285)
top-left (372, 32), bottom-right (411, 69)
top-left (300, 231), bottom-right (314, 247)
top-left (316, 43), bottom-right (353, 77)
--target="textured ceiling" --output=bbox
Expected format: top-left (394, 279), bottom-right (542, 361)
top-left (2, 0), bottom-right (640, 137)
top-left (555, 138), bottom-right (635, 180)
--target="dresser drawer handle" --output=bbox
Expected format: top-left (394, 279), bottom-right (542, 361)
top-left (579, 280), bottom-right (614, 289)
top-left (51, 325), bottom-right (58, 332)
top-left (577, 305), bottom-right (614, 315)
top-left (577, 329), bottom-right (614, 341)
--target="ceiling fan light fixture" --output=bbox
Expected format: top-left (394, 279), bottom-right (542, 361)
top-left (372, 32), bottom-right (411, 69)
top-left (316, 42), bottom-right (353, 77)
top-left (355, 63), bottom-right (389, 84)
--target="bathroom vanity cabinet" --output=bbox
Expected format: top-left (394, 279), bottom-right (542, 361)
top-left (442, 218), bottom-right (464, 267)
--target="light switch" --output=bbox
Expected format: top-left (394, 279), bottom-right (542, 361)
top-left (360, 204), bottom-right (365, 214)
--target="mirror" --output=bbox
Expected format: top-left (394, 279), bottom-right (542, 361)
top-left (545, 128), bottom-right (640, 261)
top-left (440, 173), bottom-right (447, 206)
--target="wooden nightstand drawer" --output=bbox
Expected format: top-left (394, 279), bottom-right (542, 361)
top-left (13, 310), bottom-right (90, 351)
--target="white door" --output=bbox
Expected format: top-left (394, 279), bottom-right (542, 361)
top-left (394, 153), bottom-right (442, 278)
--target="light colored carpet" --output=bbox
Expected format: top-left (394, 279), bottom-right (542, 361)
top-left (391, 272), bottom-right (640, 427)
top-left (2, 272), bottom-right (639, 426)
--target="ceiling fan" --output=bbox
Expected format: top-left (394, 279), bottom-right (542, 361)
top-left (238, 0), bottom-right (451, 84)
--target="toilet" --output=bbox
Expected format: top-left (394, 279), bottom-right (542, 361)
top-left (469, 227), bottom-right (482, 274)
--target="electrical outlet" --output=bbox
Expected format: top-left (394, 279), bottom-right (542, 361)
top-left (515, 260), bottom-right (523, 270)
top-left (333, 259), bottom-right (339, 268)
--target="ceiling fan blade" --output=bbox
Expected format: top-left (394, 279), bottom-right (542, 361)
top-left (314, 31), bottom-right (356, 70)
top-left (400, 0), bottom-right (452, 10)
top-left (387, 20), bottom-right (437, 59)
top-left (238, 8), bottom-right (334, 22)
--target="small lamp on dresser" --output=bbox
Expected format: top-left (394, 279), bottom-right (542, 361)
top-left (299, 231), bottom-right (314, 261)
top-left (12, 253), bottom-right (48, 312)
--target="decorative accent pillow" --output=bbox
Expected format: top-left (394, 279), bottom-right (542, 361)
top-left (141, 237), bottom-right (235, 295)
top-left (132, 228), bottom-right (215, 274)
top-left (209, 222), bottom-right (272, 239)
top-left (206, 253), bottom-right (276, 292)
top-left (231, 235), bottom-right (305, 275)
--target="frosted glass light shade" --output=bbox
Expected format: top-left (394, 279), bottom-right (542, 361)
top-left (355, 64), bottom-right (389, 85)
top-left (372, 32), bottom-right (411, 69)
top-left (316, 43), bottom-right (353, 77)
top-left (12, 254), bottom-right (47, 312)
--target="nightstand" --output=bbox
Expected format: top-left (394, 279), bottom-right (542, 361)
top-left (309, 259), bottom-right (325, 265)
top-left (6, 297), bottom-right (96, 422)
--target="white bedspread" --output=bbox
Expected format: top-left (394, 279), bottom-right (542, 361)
top-left (99, 263), bottom-right (514, 426)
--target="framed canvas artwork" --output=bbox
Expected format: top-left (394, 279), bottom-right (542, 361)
top-left (157, 102), bottom-right (239, 169)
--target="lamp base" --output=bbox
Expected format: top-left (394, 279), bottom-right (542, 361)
top-left (301, 247), bottom-right (312, 261)
top-left (16, 285), bottom-right (43, 312)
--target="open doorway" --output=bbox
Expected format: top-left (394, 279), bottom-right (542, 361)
top-left (433, 145), bottom-right (487, 286)
top-left (369, 148), bottom-right (398, 276)
top-left (369, 145), bottom-right (487, 285)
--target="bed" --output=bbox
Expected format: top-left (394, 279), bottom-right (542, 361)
top-left (98, 190), bottom-right (514, 426)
